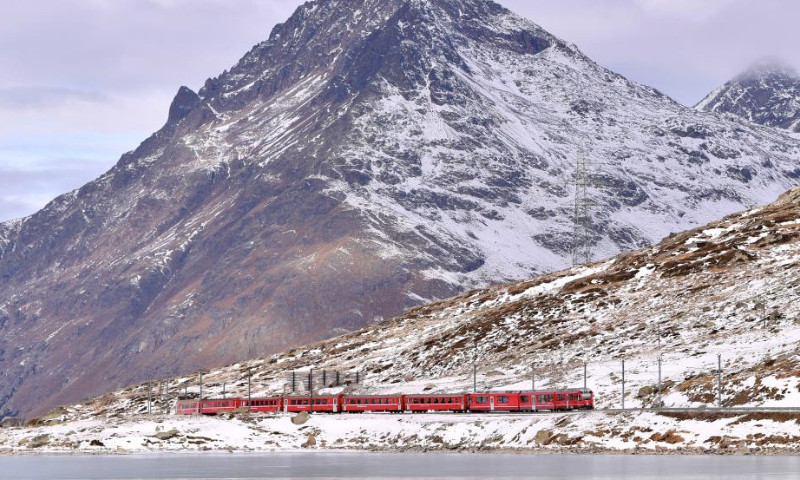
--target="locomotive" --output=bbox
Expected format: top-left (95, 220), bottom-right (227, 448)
top-left (176, 388), bottom-right (594, 415)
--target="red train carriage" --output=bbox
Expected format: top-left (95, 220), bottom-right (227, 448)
top-left (284, 395), bottom-right (342, 413)
top-left (342, 395), bottom-right (404, 412)
top-left (199, 398), bottom-right (241, 414)
top-left (530, 389), bottom-right (594, 411)
top-left (467, 392), bottom-right (523, 412)
top-left (176, 400), bottom-right (199, 415)
top-left (405, 394), bottom-right (467, 412)
top-left (574, 389), bottom-right (594, 410)
top-left (241, 397), bottom-right (283, 413)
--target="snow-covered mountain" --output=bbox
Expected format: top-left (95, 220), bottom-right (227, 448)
top-left (697, 60), bottom-right (800, 133)
top-left (1, 0), bottom-right (800, 420)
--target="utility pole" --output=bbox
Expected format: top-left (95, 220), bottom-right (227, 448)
top-left (472, 339), bottom-right (477, 393)
top-left (309, 369), bottom-right (314, 414)
top-left (657, 355), bottom-right (663, 409)
top-left (583, 361), bottom-right (587, 390)
top-left (717, 354), bottom-right (722, 408)
top-left (531, 362), bottom-right (536, 392)
top-left (222, 382), bottom-right (226, 399)
top-left (621, 359), bottom-right (625, 410)
top-left (247, 367), bottom-right (252, 412)
top-left (198, 372), bottom-right (203, 415)
top-left (147, 380), bottom-right (152, 416)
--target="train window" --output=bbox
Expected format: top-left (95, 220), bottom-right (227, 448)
top-left (498, 396), bottom-right (509, 404)
top-left (476, 396), bottom-right (486, 403)
top-left (557, 394), bottom-right (565, 401)
top-left (582, 391), bottom-right (592, 400)
top-left (521, 395), bottom-right (529, 402)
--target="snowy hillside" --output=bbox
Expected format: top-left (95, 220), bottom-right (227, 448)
top-left (2, 0), bottom-right (800, 421)
top-left (6, 182), bottom-right (800, 454)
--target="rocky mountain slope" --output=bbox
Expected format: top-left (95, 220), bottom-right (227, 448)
top-left (7, 181), bottom-right (800, 455)
top-left (2, 0), bottom-right (800, 420)
top-left (697, 60), bottom-right (800, 132)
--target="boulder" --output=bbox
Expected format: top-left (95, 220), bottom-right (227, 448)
top-left (291, 411), bottom-right (310, 425)
top-left (301, 433), bottom-right (316, 448)
top-left (155, 429), bottom-right (179, 440)
top-left (28, 434), bottom-right (50, 448)
top-left (534, 429), bottom-right (553, 445)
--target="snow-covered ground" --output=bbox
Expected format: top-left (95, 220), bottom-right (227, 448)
top-left (3, 409), bottom-right (800, 455)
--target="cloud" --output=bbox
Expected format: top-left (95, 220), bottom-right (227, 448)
top-left (0, 157), bottom-right (113, 221)
top-left (504, 0), bottom-right (800, 104)
top-left (0, 87), bottom-right (109, 110)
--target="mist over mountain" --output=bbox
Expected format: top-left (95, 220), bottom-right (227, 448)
top-left (697, 60), bottom-right (800, 133)
top-left (1, 0), bottom-right (799, 420)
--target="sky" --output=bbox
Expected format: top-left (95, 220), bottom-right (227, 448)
top-left (1, 0), bottom-right (797, 222)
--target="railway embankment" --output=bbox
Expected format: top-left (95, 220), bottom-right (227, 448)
top-left (2, 409), bottom-right (800, 455)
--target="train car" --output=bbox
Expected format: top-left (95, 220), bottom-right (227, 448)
top-left (284, 394), bottom-right (342, 413)
top-left (529, 389), bottom-right (594, 411)
top-left (405, 394), bottom-right (467, 413)
top-left (342, 394), bottom-right (404, 413)
top-left (574, 389), bottom-right (594, 410)
top-left (198, 398), bottom-right (241, 414)
top-left (467, 392), bottom-right (524, 412)
top-left (176, 400), bottom-right (199, 415)
top-left (241, 396), bottom-right (283, 413)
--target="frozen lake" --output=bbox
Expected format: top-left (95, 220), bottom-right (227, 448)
top-left (1, 452), bottom-right (799, 479)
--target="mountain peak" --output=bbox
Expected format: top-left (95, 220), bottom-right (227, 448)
top-left (167, 86), bottom-right (201, 125)
top-left (697, 59), bottom-right (800, 132)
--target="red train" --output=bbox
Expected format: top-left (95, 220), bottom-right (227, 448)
top-left (175, 389), bottom-right (593, 415)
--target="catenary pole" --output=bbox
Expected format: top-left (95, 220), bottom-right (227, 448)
top-left (658, 355), bottom-right (663, 408)
top-left (717, 354), bottom-right (722, 408)
top-left (621, 359), bottom-right (625, 410)
top-left (198, 373), bottom-right (203, 415)
top-left (583, 361), bottom-right (587, 390)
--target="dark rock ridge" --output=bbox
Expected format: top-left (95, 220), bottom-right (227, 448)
top-left (1, 0), bottom-right (800, 419)
top-left (697, 60), bottom-right (800, 132)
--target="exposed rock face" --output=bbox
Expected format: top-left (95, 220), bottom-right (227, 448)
top-left (1, 0), bottom-right (800, 420)
top-left (697, 60), bottom-right (800, 132)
